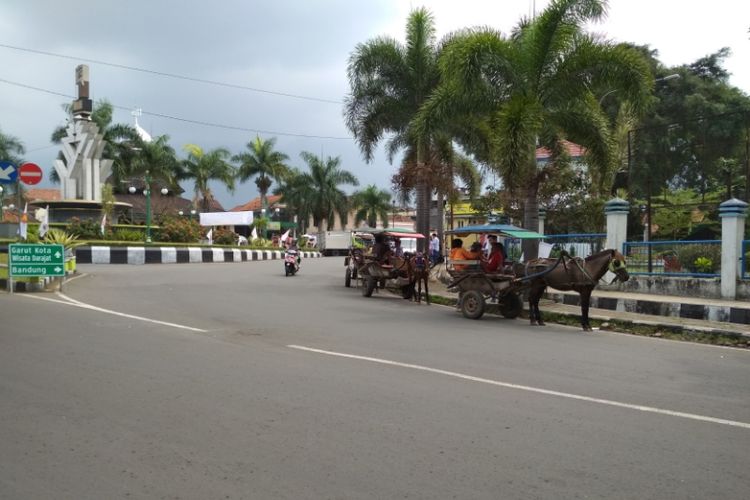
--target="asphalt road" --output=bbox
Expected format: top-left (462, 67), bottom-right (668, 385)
top-left (1, 257), bottom-right (748, 499)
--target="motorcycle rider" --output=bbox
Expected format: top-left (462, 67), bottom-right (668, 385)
top-left (286, 238), bottom-right (301, 268)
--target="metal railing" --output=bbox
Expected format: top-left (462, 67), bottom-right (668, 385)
top-left (542, 233), bottom-right (606, 258)
top-left (503, 233), bottom-right (605, 262)
top-left (623, 240), bottom-right (721, 277)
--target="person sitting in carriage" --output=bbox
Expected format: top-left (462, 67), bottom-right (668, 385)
top-left (392, 238), bottom-right (404, 258)
top-left (370, 232), bottom-right (392, 263)
top-left (450, 238), bottom-right (480, 271)
top-left (481, 240), bottom-right (505, 273)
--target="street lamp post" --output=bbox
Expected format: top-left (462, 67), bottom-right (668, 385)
top-left (261, 208), bottom-right (267, 239)
top-left (0, 185), bottom-right (3, 221)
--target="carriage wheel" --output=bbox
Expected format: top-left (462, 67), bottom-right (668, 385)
top-left (345, 268), bottom-right (352, 288)
top-left (499, 292), bottom-right (522, 319)
top-left (362, 277), bottom-right (376, 297)
top-left (461, 290), bottom-right (485, 320)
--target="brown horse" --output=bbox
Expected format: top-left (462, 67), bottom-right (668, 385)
top-left (408, 252), bottom-right (430, 304)
top-left (515, 249), bottom-right (629, 331)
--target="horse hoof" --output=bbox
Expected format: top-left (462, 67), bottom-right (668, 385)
top-left (538, 321), bottom-right (545, 326)
top-left (530, 320), bottom-right (538, 326)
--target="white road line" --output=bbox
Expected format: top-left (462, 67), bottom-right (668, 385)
top-left (20, 294), bottom-right (208, 333)
top-left (288, 344), bottom-right (750, 430)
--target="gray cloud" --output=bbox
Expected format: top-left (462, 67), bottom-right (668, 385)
top-left (0, 0), bottom-right (400, 209)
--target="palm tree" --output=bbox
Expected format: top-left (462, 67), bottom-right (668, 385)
top-left (50, 100), bottom-right (140, 187)
top-left (0, 127), bottom-right (25, 165)
top-left (127, 135), bottom-right (181, 191)
top-left (351, 185), bottom-right (392, 228)
top-left (274, 167), bottom-right (314, 235)
top-left (232, 136), bottom-right (290, 211)
top-left (296, 152), bottom-right (358, 250)
top-left (417, 0), bottom-right (652, 258)
top-left (345, 7), bottom-right (443, 251)
top-left (179, 144), bottom-right (236, 212)
top-left (0, 128), bottom-right (25, 207)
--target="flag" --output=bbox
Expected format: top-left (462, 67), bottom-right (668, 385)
top-left (250, 227), bottom-right (258, 241)
top-left (38, 206), bottom-right (49, 238)
top-left (100, 213), bottom-right (107, 236)
top-left (206, 228), bottom-right (213, 245)
top-left (280, 229), bottom-right (290, 243)
top-left (19, 203), bottom-right (28, 240)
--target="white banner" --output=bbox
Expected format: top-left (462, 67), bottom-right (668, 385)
top-left (199, 211), bottom-right (253, 226)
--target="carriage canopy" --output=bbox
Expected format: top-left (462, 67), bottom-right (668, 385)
top-left (446, 224), bottom-right (544, 239)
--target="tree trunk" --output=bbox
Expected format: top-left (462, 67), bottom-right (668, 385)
top-left (522, 180), bottom-right (540, 261)
top-left (415, 182), bottom-right (431, 253)
top-left (317, 220), bottom-right (327, 252)
top-left (436, 191), bottom-right (445, 255)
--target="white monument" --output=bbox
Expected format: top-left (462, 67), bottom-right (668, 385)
top-left (53, 65), bottom-right (113, 202)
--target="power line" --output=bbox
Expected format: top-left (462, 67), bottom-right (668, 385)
top-left (0, 77), bottom-right (353, 140)
top-left (0, 42), bottom-right (344, 105)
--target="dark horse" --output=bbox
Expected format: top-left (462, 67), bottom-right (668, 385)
top-left (515, 249), bottom-right (629, 331)
top-left (408, 252), bottom-right (430, 304)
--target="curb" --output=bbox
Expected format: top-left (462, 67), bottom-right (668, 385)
top-left (545, 291), bottom-right (750, 327)
top-left (424, 291), bottom-right (750, 344)
top-left (74, 246), bottom-right (322, 265)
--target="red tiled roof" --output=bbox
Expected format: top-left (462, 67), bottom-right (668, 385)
top-left (230, 194), bottom-right (283, 212)
top-left (536, 140), bottom-right (586, 160)
top-left (24, 189), bottom-right (62, 202)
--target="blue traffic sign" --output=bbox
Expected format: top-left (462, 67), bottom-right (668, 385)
top-left (0, 160), bottom-right (18, 184)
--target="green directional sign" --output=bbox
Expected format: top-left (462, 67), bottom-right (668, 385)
top-left (9, 244), bottom-right (66, 277)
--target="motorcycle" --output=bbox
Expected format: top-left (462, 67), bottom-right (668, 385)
top-left (284, 248), bottom-right (300, 276)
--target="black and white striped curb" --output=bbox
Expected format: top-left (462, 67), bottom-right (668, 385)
top-left (546, 291), bottom-right (750, 326)
top-left (75, 246), bottom-right (322, 265)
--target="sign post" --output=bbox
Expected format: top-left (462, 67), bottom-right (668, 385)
top-left (0, 160), bottom-right (17, 184)
top-left (8, 244), bottom-right (65, 293)
top-left (18, 162), bottom-right (43, 185)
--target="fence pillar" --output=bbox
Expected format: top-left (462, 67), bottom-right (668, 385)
top-left (719, 198), bottom-right (748, 300)
top-left (538, 207), bottom-right (546, 235)
top-left (604, 197), bottom-right (629, 252)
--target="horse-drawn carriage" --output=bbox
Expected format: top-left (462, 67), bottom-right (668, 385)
top-left (344, 227), bottom-right (425, 298)
top-left (446, 224), bottom-right (630, 329)
top-left (445, 224), bottom-right (545, 320)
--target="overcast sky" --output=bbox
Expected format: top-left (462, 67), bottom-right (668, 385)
top-left (1, 0), bottom-right (748, 210)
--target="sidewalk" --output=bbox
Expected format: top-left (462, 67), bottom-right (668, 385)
top-left (426, 278), bottom-right (750, 340)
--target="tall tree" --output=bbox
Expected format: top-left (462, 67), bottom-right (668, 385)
top-left (179, 144), bottom-right (236, 212)
top-left (0, 128), bottom-right (25, 208)
top-left (232, 136), bottom-right (290, 211)
top-left (126, 135), bottom-right (181, 191)
top-left (345, 7), bottom-right (443, 251)
top-left (417, 0), bottom-right (652, 258)
top-left (0, 127), bottom-right (25, 165)
top-left (296, 152), bottom-right (358, 250)
top-left (274, 167), bottom-right (314, 236)
top-left (351, 185), bottom-right (392, 228)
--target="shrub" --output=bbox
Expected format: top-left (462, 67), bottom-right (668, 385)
top-left (43, 228), bottom-right (84, 249)
top-left (67, 217), bottom-right (103, 239)
top-left (213, 227), bottom-right (238, 245)
top-left (693, 257), bottom-right (714, 274)
top-left (158, 216), bottom-right (201, 243)
top-left (676, 244), bottom-right (720, 274)
top-left (112, 228), bottom-right (144, 242)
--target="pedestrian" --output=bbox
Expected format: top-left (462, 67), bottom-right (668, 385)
top-left (429, 232), bottom-right (440, 265)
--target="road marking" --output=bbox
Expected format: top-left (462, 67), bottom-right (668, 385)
top-left (288, 344), bottom-right (750, 430)
top-left (20, 294), bottom-right (208, 332)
